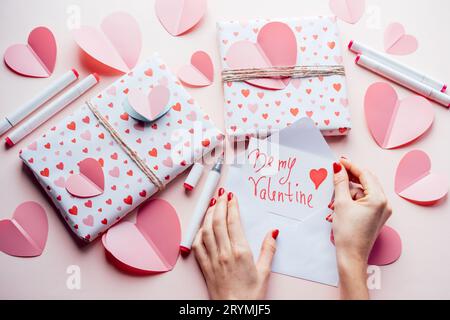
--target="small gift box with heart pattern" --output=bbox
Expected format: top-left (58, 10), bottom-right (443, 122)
top-left (20, 54), bottom-right (223, 242)
top-left (217, 16), bottom-right (352, 140)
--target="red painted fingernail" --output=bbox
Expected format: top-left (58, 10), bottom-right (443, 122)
top-left (218, 188), bottom-right (225, 196)
top-left (325, 214), bottom-right (331, 222)
top-left (209, 198), bottom-right (216, 207)
top-left (227, 192), bottom-right (233, 201)
top-left (272, 229), bottom-right (279, 239)
top-left (333, 162), bottom-right (342, 174)
top-left (328, 200), bottom-right (334, 209)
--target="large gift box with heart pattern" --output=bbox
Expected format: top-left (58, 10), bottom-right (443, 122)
top-left (20, 54), bottom-right (223, 242)
top-left (217, 16), bottom-right (351, 139)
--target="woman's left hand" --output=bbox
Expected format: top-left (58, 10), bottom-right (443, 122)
top-left (192, 188), bottom-right (278, 300)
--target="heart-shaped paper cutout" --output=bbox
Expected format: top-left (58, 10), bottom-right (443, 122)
top-left (368, 226), bottom-right (402, 266)
top-left (0, 201), bottom-right (48, 257)
top-left (310, 168), bottom-right (328, 190)
top-left (4, 26), bottom-right (56, 78)
top-left (331, 225), bottom-right (402, 266)
top-left (66, 158), bottom-right (105, 198)
top-left (395, 150), bottom-right (448, 205)
top-left (365, 82), bottom-right (434, 149)
top-left (384, 22), bottom-right (418, 55)
top-left (329, 0), bottom-right (366, 24)
top-left (178, 51), bottom-right (214, 87)
top-left (102, 199), bottom-right (181, 273)
top-left (155, 0), bottom-right (207, 36)
top-left (125, 85), bottom-right (171, 122)
top-left (72, 12), bottom-right (141, 73)
top-left (225, 22), bottom-right (297, 90)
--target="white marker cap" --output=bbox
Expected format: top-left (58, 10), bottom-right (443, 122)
top-left (184, 162), bottom-right (204, 191)
top-left (0, 118), bottom-right (12, 136)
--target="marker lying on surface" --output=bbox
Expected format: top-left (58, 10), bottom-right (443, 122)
top-left (184, 162), bottom-right (204, 191)
top-left (180, 157), bottom-right (224, 255)
top-left (5, 73), bottom-right (99, 146)
top-left (349, 40), bottom-right (447, 93)
top-left (355, 54), bottom-right (450, 108)
top-left (0, 69), bottom-right (79, 137)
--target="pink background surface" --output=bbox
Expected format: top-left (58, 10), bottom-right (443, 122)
top-left (0, 0), bottom-right (449, 299)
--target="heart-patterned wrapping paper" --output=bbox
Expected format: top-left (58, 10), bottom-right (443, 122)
top-left (20, 54), bottom-right (223, 242)
top-left (217, 16), bottom-right (352, 140)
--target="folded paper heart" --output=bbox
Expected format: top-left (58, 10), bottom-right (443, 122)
top-left (102, 199), bottom-right (181, 273)
top-left (125, 85), bottom-right (171, 122)
top-left (395, 150), bottom-right (448, 205)
top-left (368, 226), bottom-right (402, 266)
top-left (365, 82), bottom-right (434, 149)
top-left (72, 12), bottom-right (141, 73)
top-left (4, 26), bottom-right (57, 78)
top-left (0, 201), bottom-right (48, 257)
top-left (384, 22), bottom-right (418, 55)
top-left (329, 0), bottom-right (366, 24)
top-left (331, 225), bottom-right (402, 266)
top-left (155, 0), bottom-right (207, 36)
top-left (178, 51), bottom-right (214, 87)
top-left (225, 22), bottom-right (297, 90)
top-left (66, 158), bottom-right (105, 198)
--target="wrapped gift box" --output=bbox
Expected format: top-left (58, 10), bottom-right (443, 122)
top-left (217, 16), bottom-right (351, 140)
top-left (20, 54), bottom-right (223, 242)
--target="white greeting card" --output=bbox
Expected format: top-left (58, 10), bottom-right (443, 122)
top-left (226, 118), bottom-right (338, 286)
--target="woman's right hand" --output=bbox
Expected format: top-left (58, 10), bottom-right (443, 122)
top-left (332, 158), bottom-right (393, 299)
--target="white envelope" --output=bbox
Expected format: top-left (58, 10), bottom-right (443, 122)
top-left (225, 118), bottom-right (338, 286)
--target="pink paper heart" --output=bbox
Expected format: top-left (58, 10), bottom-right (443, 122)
top-left (331, 225), bottom-right (402, 266)
top-left (155, 0), bottom-right (207, 36)
top-left (329, 0), bottom-right (366, 24)
top-left (395, 150), bottom-right (448, 205)
top-left (226, 22), bottom-right (297, 90)
top-left (127, 85), bottom-right (171, 122)
top-left (71, 12), bottom-right (141, 73)
top-left (178, 51), bottom-right (214, 87)
top-left (384, 23), bottom-right (418, 55)
top-left (368, 226), bottom-right (402, 266)
top-left (65, 158), bottom-right (105, 198)
top-left (4, 26), bottom-right (56, 78)
top-left (365, 82), bottom-right (434, 149)
top-left (0, 201), bottom-right (48, 257)
top-left (102, 199), bottom-right (181, 273)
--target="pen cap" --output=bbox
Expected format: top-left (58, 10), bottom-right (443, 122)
top-left (0, 118), bottom-right (12, 136)
top-left (184, 162), bottom-right (204, 191)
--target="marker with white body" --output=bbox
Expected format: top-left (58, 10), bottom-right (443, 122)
top-left (349, 41), bottom-right (447, 93)
top-left (6, 73), bottom-right (100, 146)
top-left (180, 157), bottom-right (224, 255)
top-left (355, 55), bottom-right (450, 108)
top-left (0, 69), bottom-right (79, 136)
top-left (184, 162), bottom-right (205, 191)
